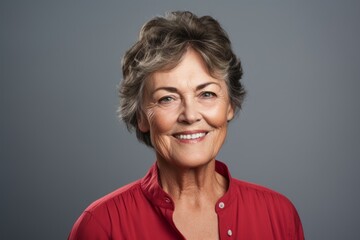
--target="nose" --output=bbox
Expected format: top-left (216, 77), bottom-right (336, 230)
top-left (177, 99), bottom-right (201, 124)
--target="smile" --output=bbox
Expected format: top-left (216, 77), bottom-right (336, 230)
top-left (174, 132), bottom-right (207, 140)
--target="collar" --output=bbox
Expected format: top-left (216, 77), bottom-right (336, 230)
top-left (140, 160), bottom-right (234, 210)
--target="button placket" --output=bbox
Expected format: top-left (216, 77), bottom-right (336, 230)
top-left (217, 201), bottom-right (232, 238)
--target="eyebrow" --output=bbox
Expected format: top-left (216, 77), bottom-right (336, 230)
top-left (152, 82), bottom-right (221, 94)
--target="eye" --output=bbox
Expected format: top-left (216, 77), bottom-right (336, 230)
top-left (200, 91), bottom-right (217, 98)
top-left (158, 96), bottom-right (175, 104)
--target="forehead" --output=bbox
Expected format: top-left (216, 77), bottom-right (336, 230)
top-left (147, 48), bottom-right (226, 90)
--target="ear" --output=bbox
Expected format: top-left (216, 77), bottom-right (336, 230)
top-left (137, 111), bottom-right (150, 132)
top-left (227, 103), bottom-right (235, 121)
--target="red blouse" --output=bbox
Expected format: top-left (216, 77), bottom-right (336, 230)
top-left (68, 161), bottom-right (304, 239)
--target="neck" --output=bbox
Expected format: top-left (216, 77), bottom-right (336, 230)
top-left (156, 159), bottom-right (228, 206)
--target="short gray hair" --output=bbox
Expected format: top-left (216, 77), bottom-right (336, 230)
top-left (118, 11), bottom-right (246, 147)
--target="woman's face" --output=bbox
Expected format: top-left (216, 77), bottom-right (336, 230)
top-left (139, 48), bottom-right (234, 168)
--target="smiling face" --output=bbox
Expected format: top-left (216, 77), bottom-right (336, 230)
top-left (138, 48), bottom-right (234, 169)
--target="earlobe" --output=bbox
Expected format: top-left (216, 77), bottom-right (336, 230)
top-left (227, 104), bottom-right (235, 121)
top-left (137, 112), bottom-right (150, 132)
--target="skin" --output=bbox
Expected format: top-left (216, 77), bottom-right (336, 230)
top-left (138, 48), bottom-right (234, 240)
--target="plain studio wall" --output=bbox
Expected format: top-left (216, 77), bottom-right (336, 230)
top-left (1, 1), bottom-right (360, 239)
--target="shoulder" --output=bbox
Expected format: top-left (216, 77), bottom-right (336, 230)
top-left (85, 179), bottom-right (143, 213)
top-left (68, 179), bottom-right (143, 240)
top-left (232, 178), bottom-right (284, 195)
top-left (231, 178), bottom-right (298, 212)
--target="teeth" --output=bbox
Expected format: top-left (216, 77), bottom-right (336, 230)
top-left (176, 133), bottom-right (206, 140)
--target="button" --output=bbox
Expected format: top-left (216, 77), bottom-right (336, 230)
top-left (227, 229), bottom-right (232, 236)
top-left (218, 202), bottom-right (225, 209)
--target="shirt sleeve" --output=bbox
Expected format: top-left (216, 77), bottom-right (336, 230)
top-left (295, 213), bottom-right (305, 239)
top-left (68, 211), bottom-right (109, 240)
top-left (289, 201), bottom-right (305, 240)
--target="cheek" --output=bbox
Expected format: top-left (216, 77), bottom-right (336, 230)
top-left (202, 102), bottom-right (230, 128)
top-left (148, 109), bottom-right (176, 133)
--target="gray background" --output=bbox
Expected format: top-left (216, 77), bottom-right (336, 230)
top-left (1, 0), bottom-right (360, 239)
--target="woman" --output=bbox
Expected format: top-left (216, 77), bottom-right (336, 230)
top-left (68, 11), bottom-right (304, 239)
